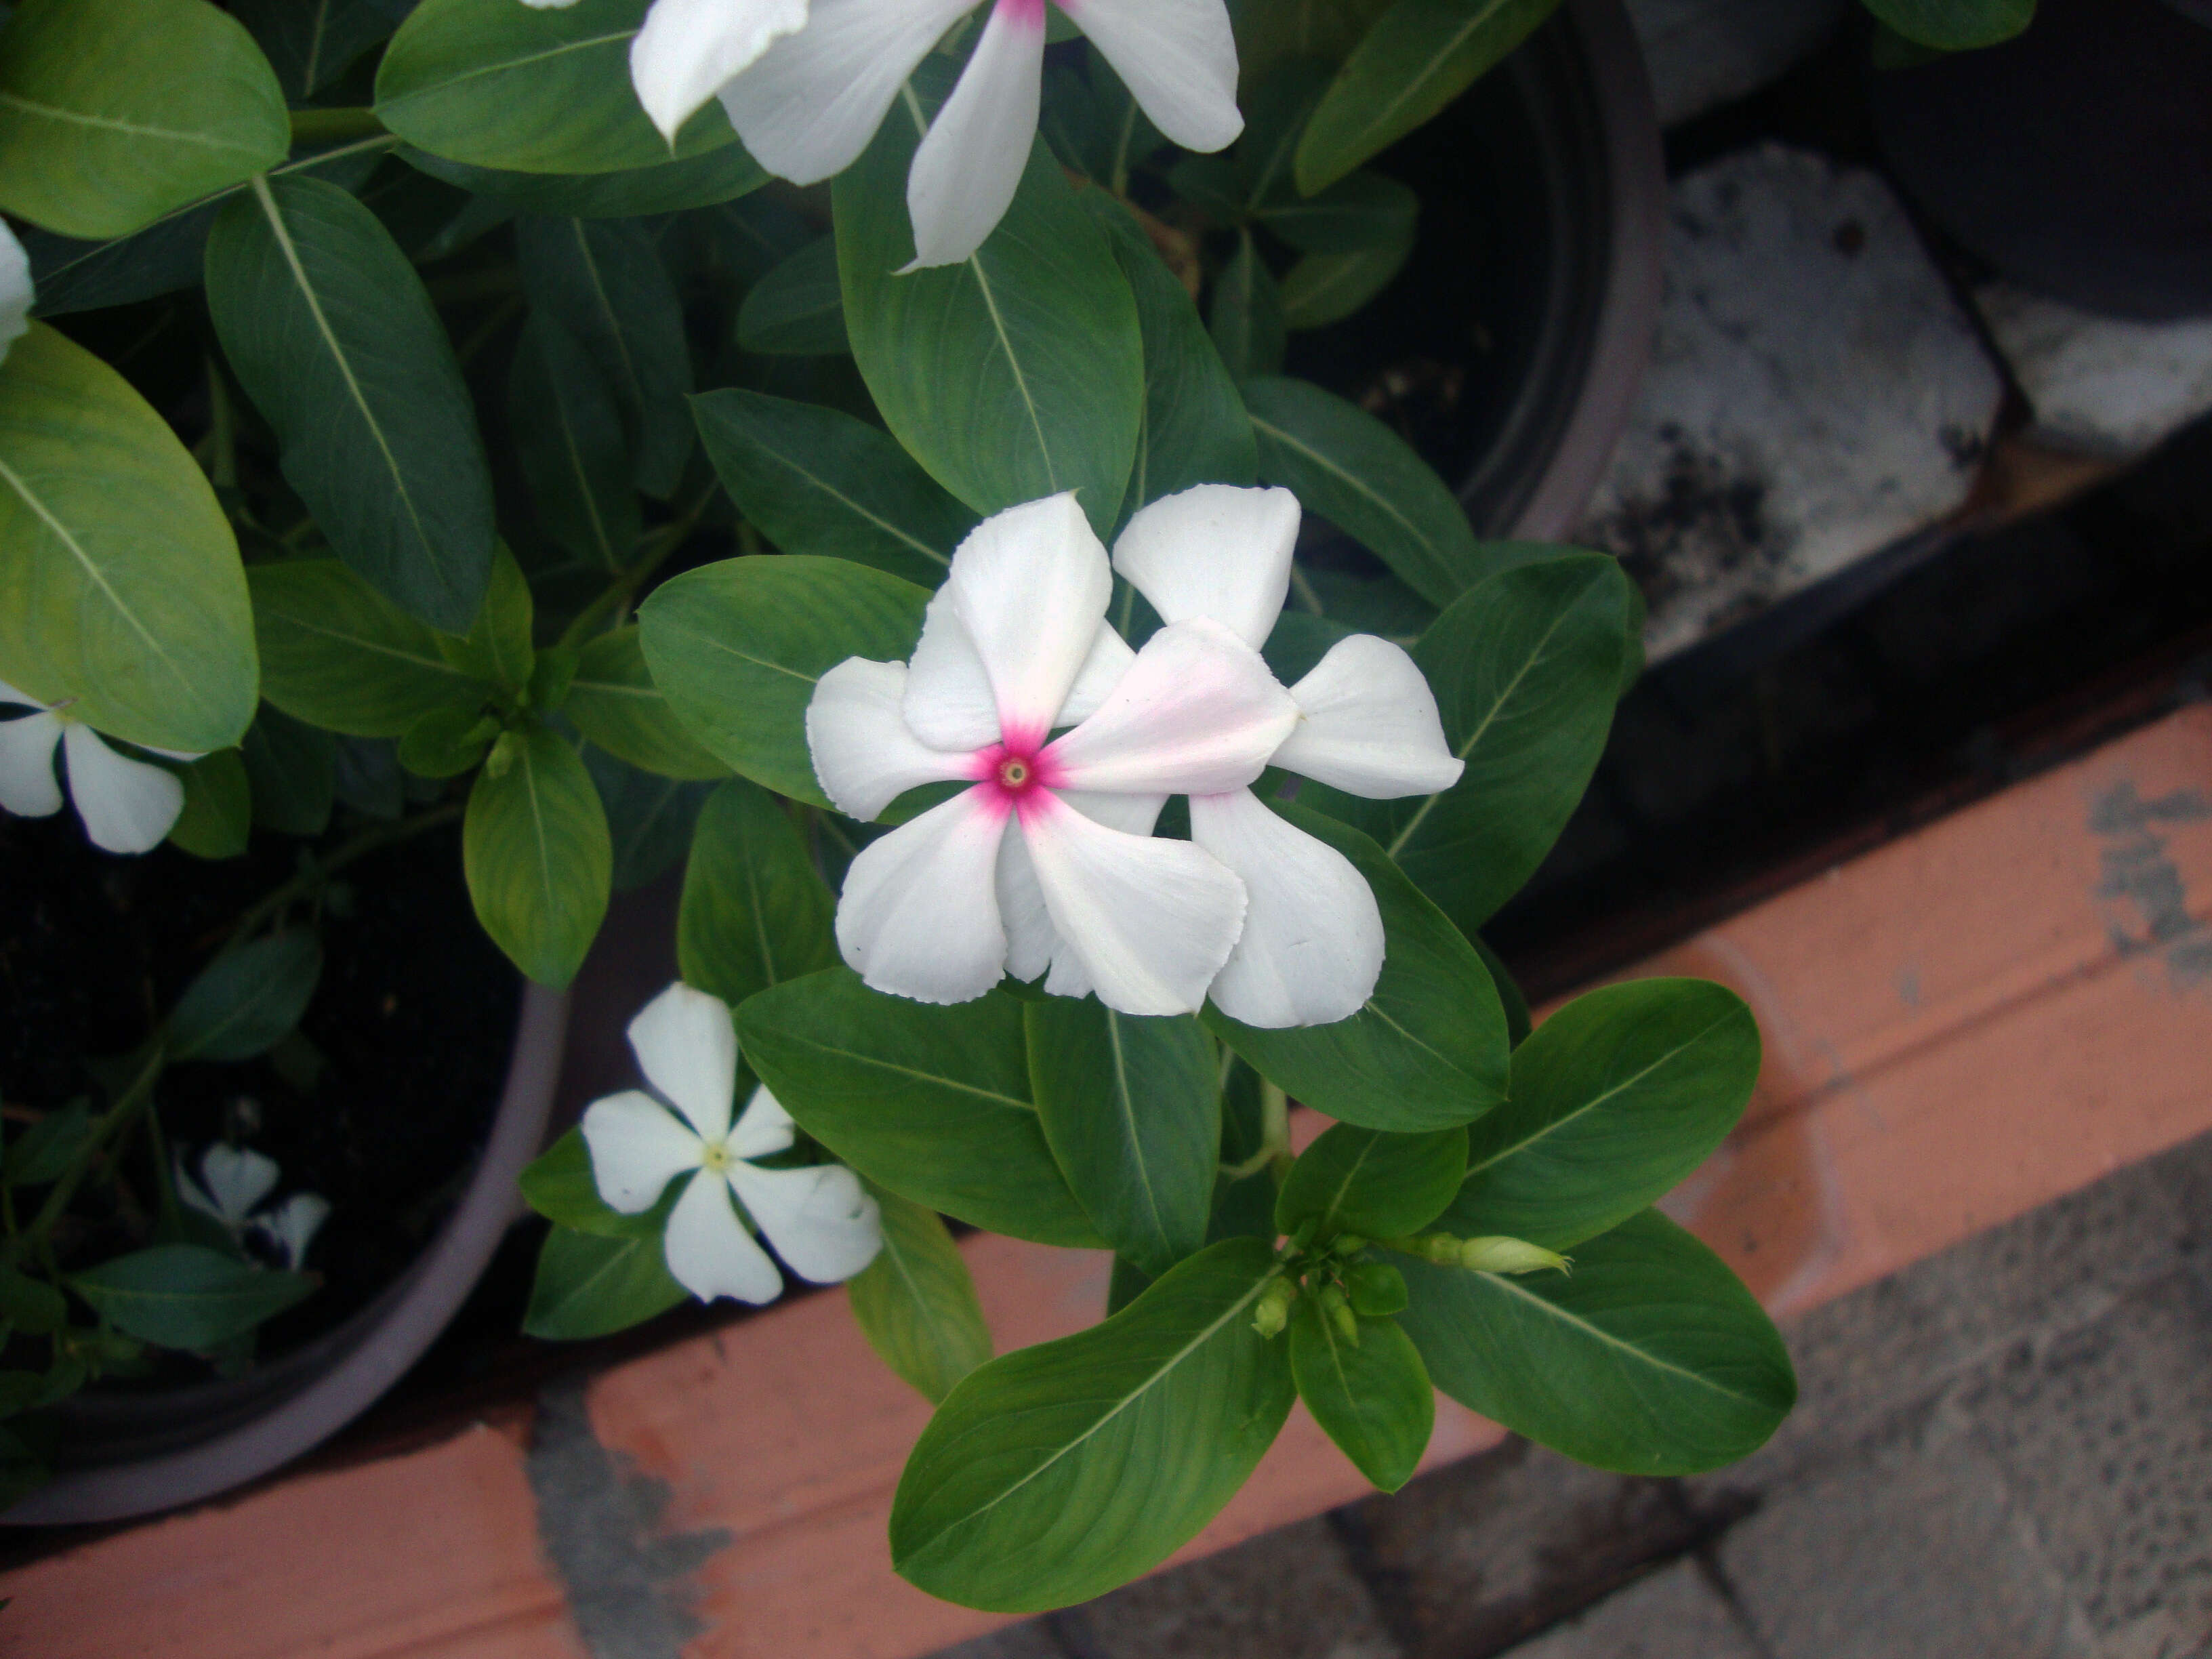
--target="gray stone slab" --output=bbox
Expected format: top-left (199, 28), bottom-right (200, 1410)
top-left (1504, 1560), bottom-right (1761, 1659)
top-left (1578, 144), bottom-right (2003, 663)
top-left (1978, 285), bottom-right (2212, 459)
top-left (1055, 1517), bottom-right (1401, 1659)
top-left (1625, 0), bottom-right (1848, 126)
top-left (929, 1623), bottom-right (1070, 1659)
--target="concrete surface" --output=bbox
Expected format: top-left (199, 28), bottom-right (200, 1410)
top-left (1978, 286), bottom-right (2212, 459)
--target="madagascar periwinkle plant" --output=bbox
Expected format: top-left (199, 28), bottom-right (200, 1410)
top-left (0, 0), bottom-right (2062, 1597)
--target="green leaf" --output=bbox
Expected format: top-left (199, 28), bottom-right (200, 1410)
top-left (232, 0), bottom-right (396, 100)
top-left (169, 930), bottom-right (323, 1062)
top-left (206, 176), bottom-right (495, 634)
top-left (1261, 169), bottom-right (1418, 252)
top-left (399, 701), bottom-right (495, 779)
top-left (0, 1265), bottom-right (68, 1335)
top-left (1316, 552), bottom-right (1631, 935)
top-left (890, 1237), bottom-right (1294, 1612)
top-left (68, 1245), bottom-right (314, 1350)
top-left (836, 81), bottom-right (1143, 537)
top-left (1237, 0), bottom-right (1399, 79)
top-left (848, 1187), bottom-right (993, 1405)
top-left (403, 144), bottom-right (766, 217)
top-left (677, 779), bottom-right (837, 1009)
top-left (1025, 1002), bottom-right (1218, 1279)
top-left (1290, 1298), bottom-right (1433, 1490)
top-left (437, 547), bottom-right (535, 691)
top-left (1210, 230), bottom-right (1287, 383)
top-left (525, 1221), bottom-right (688, 1340)
top-left (0, 0), bottom-right (289, 239)
top-left (517, 216), bottom-right (694, 499)
top-left (519, 1127), bottom-right (666, 1239)
top-left (3, 1101), bottom-right (93, 1188)
top-left (1206, 803), bottom-right (1508, 1132)
top-left (637, 554), bottom-right (930, 807)
top-left (1860, 0), bottom-right (2034, 49)
top-left (0, 325), bottom-right (256, 754)
top-left (1235, 58), bottom-right (1336, 210)
top-left (168, 750), bottom-right (252, 860)
top-left (1078, 192), bottom-right (1258, 524)
top-left (375, 0), bottom-right (739, 175)
top-left (585, 747), bottom-right (714, 891)
top-left (1443, 979), bottom-right (1759, 1251)
top-left (566, 628), bottom-right (727, 781)
top-left (248, 558), bottom-right (484, 738)
top-left (1399, 1208), bottom-right (1796, 1474)
top-left (737, 970), bottom-right (1103, 1249)
top-left (464, 726), bottom-right (612, 987)
top-left (241, 707), bottom-right (336, 837)
top-left (690, 390), bottom-right (970, 588)
top-left (1243, 375), bottom-right (1484, 610)
top-left (1275, 1122), bottom-right (1466, 1241)
top-left (1281, 240), bottom-right (1416, 330)
top-left (737, 235), bottom-right (848, 356)
top-left (1294, 0), bottom-right (1565, 194)
top-left (510, 313), bottom-right (641, 577)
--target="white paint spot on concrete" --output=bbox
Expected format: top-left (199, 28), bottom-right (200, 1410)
top-left (1978, 285), bottom-right (2212, 459)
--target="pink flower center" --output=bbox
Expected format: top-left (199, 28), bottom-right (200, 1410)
top-left (970, 737), bottom-right (1063, 822)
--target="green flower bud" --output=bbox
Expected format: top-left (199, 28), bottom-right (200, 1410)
top-left (1459, 1236), bottom-right (1572, 1275)
top-left (1251, 1277), bottom-right (1296, 1339)
top-left (1420, 1233), bottom-right (1462, 1265)
top-left (1331, 1233), bottom-right (1367, 1256)
top-left (1345, 1261), bottom-right (1409, 1317)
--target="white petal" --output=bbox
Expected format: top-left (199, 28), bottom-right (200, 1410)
top-left (1111, 484), bottom-right (1299, 651)
top-left (719, 0), bottom-right (977, 186)
top-left (581, 1090), bottom-right (707, 1213)
top-left (253, 1193), bottom-right (331, 1271)
top-left (0, 710), bottom-right (64, 818)
top-left (1059, 0), bottom-right (1242, 152)
top-left (1055, 621), bottom-right (1137, 727)
top-left (808, 656), bottom-right (976, 820)
top-left (1191, 788), bottom-right (1382, 1028)
top-left (836, 785), bottom-right (1009, 1004)
top-left (198, 1145), bottom-right (281, 1223)
top-left (939, 493), bottom-right (1114, 745)
top-left (0, 680), bottom-right (47, 711)
top-left (1042, 947), bottom-right (1094, 1000)
top-left (729, 1082), bottom-right (797, 1160)
top-left (665, 1168), bottom-right (785, 1304)
top-left (625, 981), bottom-right (741, 1141)
top-left (901, 589), bottom-right (1004, 752)
top-left (520, 0), bottom-right (586, 7)
top-left (62, 725), bottom-right (182, 854)
top-left (731, 1160), bottom-right (882, 1282)
top-left (632, 0), bottom-right (810, 143)
top-left (1045, 618), bottom-right (1297, 797)
top-left (0, 222), bottom-right (31, 366)
top-left (1056, 787), bottom-right (1164, 836)
top-left (175, 1153), bottom-right (227, 1227)
top-left (995, 823), bottom-right (1056, 982)
top-left (1275, 634), bottom-right (1466, 799)
top-left (904, 0), bottom-right (1045, 268)
top-left (1021, 790), bottom-right (1246, 1017)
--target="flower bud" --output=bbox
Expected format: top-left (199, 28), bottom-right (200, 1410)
top-left (1459, 1236), bottom-right (1572, 1275)
top-left (1251, 1278), bottom-right (1296, 1339)
top-left (1331, 1233), bottom-right (1367, 1256)
top-left (1420, 1233), bottom-right (1462, 1265)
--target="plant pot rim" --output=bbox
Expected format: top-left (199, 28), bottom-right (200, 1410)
top-left (1, 981), bottom-right (570, 1528)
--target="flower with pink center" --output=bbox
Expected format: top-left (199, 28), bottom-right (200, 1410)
top-left (804, 493), bottom-right (1298, 1017)
top-left (600, 0), bottom-right (1242, 268)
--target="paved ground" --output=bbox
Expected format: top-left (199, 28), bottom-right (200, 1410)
top-left (928, 1128), bottom-right (2212, 1659)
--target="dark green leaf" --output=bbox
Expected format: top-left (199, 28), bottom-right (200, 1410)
top-left (403, 144), bottom-right (766, 216)
top-left (242, 707), bottom-right (337, 837)
top-left (1206, 803), bottom-right (1508, 1132)
top-left (1860, 0), bottom-right (2034, 49)
top-left (0, 1267), bottom-right (66, 1336)
top-left (584, 746), bottom-right (714, 891)
top-left (168, 750), bottom-right (252, 860)
top-left (464, 726), bottom-right (612, 987)
top-left (68, 1245), bottom-right (314, 1350)
top-left (677, 779), bottom-right (837, 1008)
top-left (3, 1102), bottom-right (93, 1189)
top-left (1470, 932), bottom-right (1532, 1047)
top-left (1262, 169), bottom-right (1418, 252)
top-left (170, 930), bottom-right (323, 1062)
top-left (1280, 241), bottom-right (1416, 330)
top-left (398, 702), bottom-right (495, 778)
top-left (1346, 1260), bottom-right (1408, 1316)
top-left (206, 176), bottom-right (495, 633)
top-left (1290, 1297), bottom-right (1432, 1490)
top-left (1107, 1255), bottom-right (1155, 1315)
top-left (1026, 1001), bottom-right (1219, 1278)
top-left (519, 1127), bottom-right (668, 1238)
top-left (567, 627), bottom-right (727, 781)
top-left (848, 1186), bottom-right (993, 1404)
top-left (510, 313), bottom-right (641, 576)
top-left (737, 236), bottom-right (848, 356)
top-left (524, 1221), bottom-right (688, 1339)
top-left (1275, 1122), bottom-right (1466, 1241)
top-left (1236, 58), bottom-right (1336, 209)
top-left (737, 970), bottom-right (1103, 1249)
top-left (1210, 231), bottom-right (1286, 382)
top-left (248, 558), bottom-right (485, 738)
top-left (1399, 1208), bottom-right (1795, 1474)
top-left (234, 0), bottom-right (396, 100)
top-left (893, 1239), bottom-right (1293, 1610)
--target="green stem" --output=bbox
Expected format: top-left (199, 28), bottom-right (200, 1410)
top-left (1221, 1080), bottom-right (1292, 1182)
top-left (557, 480), bottom-right (722, 650)
top-left (224, 803), bottom-right (464, 951)
top-left (289, 106), bottom-right (387, 146)
top-left (7, 1046), bottom-right (167, 1264)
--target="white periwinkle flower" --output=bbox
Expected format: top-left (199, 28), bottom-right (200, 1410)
top-left (178, 1144), bottom-right (331, 1270)
top-left (0, 681), bottom-right (195, 854)
top-left (805, 493), bottom-right (1303, 1017)
top-left (253, 1192), bottom-right (332, 1272)
top-left (623, 0), bottom-right (1242, 268)
top-left (1110, 485), bottom-right (1467, 1028)
top-left (581, 981), bottom-right (882, 1305)
top-left (1, 221), bottom-right (30, 366)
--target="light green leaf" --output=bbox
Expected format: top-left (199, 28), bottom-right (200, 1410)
top-left (737, 235), bottom-right (847, 356)
top-left (676, 779), bottom-right (836, 1009)
top-left (890, 1237), bottom-right (1294, 1612)
top-left (68, 1245), bottom-right (313, 1350)
top-left (1290, 1298), bottom-right (1433, 1491)
top-left (169, 930), bottom-right (323, 1061)
top-left (1444, 979), bottom-right (1760, 1250)
top-left (689, 390), bottom-right (970, 588)
top-left (836, 79), bottom-right (1143, 537)
top-left (464, 726), bottom-right (611, 987)
top-left (525, 1221), bottom-right (688, 1339)
top-left (737, 970), bottom-right (1103, 1249)
top-left (1275, 1122), bottom-right (1466, 1242)
top-left (375, 0), bottom-right (739, 175)
top-left (510, 312), bottom-right (641, 576)
top-left (249, 559), bottom-right (483, 739)
top-left (1210, 230), bottom-right (1286, 383)
top-left (1399, 1208), bottom-right (1796, 1474)
top-left (567, 628), bottom-right (727, 781)
top-left (848, 1186), bottom-right (993, 1405)
top-left (1025, 1001), bottom-right (1218, 1279)
top-left (206, 175), bottom-right (496, 634)
top-left (0, 0), bottom-right (289, 239)
top-left (637, 554), bottom-right (930, 807)
top-left (438, 546), bottom-right (534, 692)
top-left (1860, 0), bottom-right (2034, 49)
top-left (402, 144), bottom-right (766, 217)
top-left (0, 325), bottom-right (256, 754)
top-left (520, 1127), bottom-right (668, 1239)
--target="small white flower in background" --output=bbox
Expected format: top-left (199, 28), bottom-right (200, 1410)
top-left (806, 493), bottom-right (1302, 1017)
top-left (177, 1144), bottom-right (331, 1271)
top-left (1111, 484), bottom-right (1465, 1027)
top-left (0, 220), bottom-right (32, 366)
top-left (619, 0), bottom-right (1242, 268)
top-left (253, 1193), bottom-right (332, 1273)
top-left (0, 681), bottom-right (197, 854)
top-left (581, 981), bottom-right (881, 1305)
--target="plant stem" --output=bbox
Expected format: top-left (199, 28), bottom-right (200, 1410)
top-left (6, 1046), bottom-right (167, 1265)
top-left (224, 802), bottom-right (464, 951)
top-left (289, 106), bottom-right (387, 146)
top-left (557, 480), bottom-right (722, 651)
top-left (1221, 1080), bottom-right (1293, 1183)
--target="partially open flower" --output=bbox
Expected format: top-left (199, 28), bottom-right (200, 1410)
top-left (0, 681), bottom-right (195, 854)
top-left (581, 981), bottom-right (882, 1305)
top-left (807, 493), bottom-right (1300, 1017)
top-left (1, 222), bottom-right (30, 366)
top-left (177, 1143), bottom-right (331, 1271)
